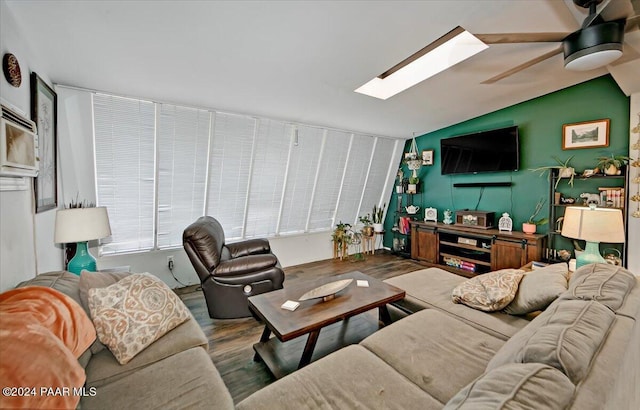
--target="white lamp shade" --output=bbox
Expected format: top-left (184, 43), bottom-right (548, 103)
top-left (54, 207), bottom-right (112, 243)
top-left (561, 206), bottom-right (625, 243)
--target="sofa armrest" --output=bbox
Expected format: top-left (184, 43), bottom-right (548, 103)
top-left (215, 254), bottom-right (278, 277)
top-left (226, 239), bottom-right (271, 258)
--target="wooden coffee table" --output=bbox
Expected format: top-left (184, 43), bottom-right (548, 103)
top-left (248, 271), bottom-right (405, 378)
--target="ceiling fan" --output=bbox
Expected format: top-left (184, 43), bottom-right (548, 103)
top-left (476, 0), bottom-right (640, 84)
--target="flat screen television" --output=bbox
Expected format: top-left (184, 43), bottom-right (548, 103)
top-left (440, 126), bottom-right (519, 175)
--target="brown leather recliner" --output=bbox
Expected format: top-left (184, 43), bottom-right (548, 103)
top-left (183, 216), bottom-right (285, 319)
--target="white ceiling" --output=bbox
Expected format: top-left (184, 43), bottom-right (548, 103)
top-left (5, 0), bottom-right (640, 139)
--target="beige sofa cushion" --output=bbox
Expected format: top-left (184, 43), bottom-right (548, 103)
top-left (562, 263), bottom-right (636, 312)
top-left (488, 299), bottom-right (615, 384)
top-left (237, 345), bottom-right (443, 410)
top-left (361, 309), bottom-right (505, 404)
top-left (444, 363), bottom-right (575, 409)
top-left (384, 268), bottom-right (531, 340)
top-left (85, 315), bottom-right (208, 387)
top-left (504, 263), bottom-right (568, 315)
top-left (81, 347), bottom-right (234, 410)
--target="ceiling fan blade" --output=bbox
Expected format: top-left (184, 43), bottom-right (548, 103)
top-left (475, 33), bottom-right (569, 44)
top-left (626, 14), bottom-right (640, 31)
top-left (482, 45), bottom-right (564, 84)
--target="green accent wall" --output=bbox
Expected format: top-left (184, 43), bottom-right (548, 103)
top-left (385, 75), bottom-right (630, 249)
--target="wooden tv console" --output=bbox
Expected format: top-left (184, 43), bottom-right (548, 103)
top-left (410, 221), bottom-right (547, 278)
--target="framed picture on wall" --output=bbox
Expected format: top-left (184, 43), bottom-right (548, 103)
top-left (31, 72), bottom-right (57, 213)
top-left (422, 149), bottom-right (434, 165)
top-left (562, 119), bottom-right (610, 150)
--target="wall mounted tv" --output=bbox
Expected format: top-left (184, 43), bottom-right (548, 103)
top-left (440, 126), bottom-right (520, 175)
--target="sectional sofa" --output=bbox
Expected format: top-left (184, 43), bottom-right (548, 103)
top-left (5, 262), bottom-right (638, 409)
top-left (7, 271), bottom-right (235, 409)
top-left (237, 263), bottom-right (640, 409)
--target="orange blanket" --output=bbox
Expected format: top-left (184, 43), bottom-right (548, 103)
top-left (0, 286), bottom-right (96, 409)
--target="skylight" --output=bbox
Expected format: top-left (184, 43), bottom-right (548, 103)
top-left (355, 27), bottom-right (488, 100)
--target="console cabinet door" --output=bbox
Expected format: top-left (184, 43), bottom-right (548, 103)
top-left (491, 239), bottom-right (527, 270)
top-left (411, 224), bottom-right (438, 263)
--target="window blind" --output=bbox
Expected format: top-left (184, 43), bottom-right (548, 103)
top-left (279, 125), bottom-right (324, 235)
top-left (92, 91), bottom-right (398, 254)
top-left (156, 104), bottom-right (210, 249)
top-left (244, 119), bottom-right (291, 238)
top-left (206, 112), bottom-right (256, 240)
top-left (308, 129), bottom-right (351, 231)
top-left (334, 134), bottom-right (376, 226)
top-left (93, 94), bottom-right (156, 254)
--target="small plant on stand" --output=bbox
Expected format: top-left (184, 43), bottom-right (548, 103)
top-left (595, 154), bottom-right (633, 176)
top-left (372, 203), bottom-right (386, 233)
top-left (522, 198), bottom-right (549, 234)
top-left (407, 176), bottom-right (419, 194)
top-left (531, 156), bottom-right (576, 189)
top-left (359, 214), bottom-right (374, 237)
top-left (331, 221), bottom-right (352, 260)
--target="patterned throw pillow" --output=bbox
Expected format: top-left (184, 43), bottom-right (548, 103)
top-left (88, 273), bottom-right (191, 364)
top-left (452, 269), bottom-right (525, 312)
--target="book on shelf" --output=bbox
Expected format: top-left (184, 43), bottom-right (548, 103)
top-left (598, 187), bottom-right (625, 208)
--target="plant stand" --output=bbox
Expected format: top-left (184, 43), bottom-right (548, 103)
top-left (333, 241), bottom-right (348, 260)
top-left (362, 235), bottom-right (375, 255)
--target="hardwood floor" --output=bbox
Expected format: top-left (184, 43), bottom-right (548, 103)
top-left (176, 252), bottom-right (426, 404)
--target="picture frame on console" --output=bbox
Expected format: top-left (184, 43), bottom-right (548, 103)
top-left (562, 118), bottom-right (609, 150)
top-left (30, 72), bottom-right (58, 213)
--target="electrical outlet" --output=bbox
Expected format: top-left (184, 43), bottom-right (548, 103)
top-left (167, 256), bottom-right (174, 269)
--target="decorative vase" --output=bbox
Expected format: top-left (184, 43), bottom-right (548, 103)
top-left (396, 185), bottom-right (403, 193)
top-left (522, 223), bottom-right (536, 234)
top-left (373, 223), bottom-right (384, 233)
top-left (604, 165), bottom-right (618, 176)
top-left (559, 167), bottom-right (574, 178)
top-left (362, 226), bottom-right (374, 237)
top-left (407, 183), bottom-right (417, 194)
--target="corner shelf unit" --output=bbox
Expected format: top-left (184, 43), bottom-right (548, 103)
top-left (391, 183), bottom-right (422, 258)
top-left (548, 168), bottom-right (629, 265)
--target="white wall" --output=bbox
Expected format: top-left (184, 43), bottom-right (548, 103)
top-left (628, 93), bottom-right (640, 273)
top-left (0, 0), bottom-right (62, 291)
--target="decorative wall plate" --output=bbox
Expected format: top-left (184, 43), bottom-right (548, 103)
top-left (3, 53), bottom-right (21, 87)
top-left (298, 279), bottom-right (353, 302)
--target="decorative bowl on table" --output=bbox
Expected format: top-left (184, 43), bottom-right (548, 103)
top-left (298, 279), bottom-right (354, 302)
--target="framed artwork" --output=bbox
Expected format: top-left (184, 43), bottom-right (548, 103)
top-left (562, 119), bottom-right (610, 150)
top-left (31, 72), bottom-right (57, 212)
top-left (422, 149), bottom-right (434, 165)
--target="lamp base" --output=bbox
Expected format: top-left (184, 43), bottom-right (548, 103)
top-left (575, 241), bottom-right (605, 270)
top-left (67, 241), bottom-right (97, 275)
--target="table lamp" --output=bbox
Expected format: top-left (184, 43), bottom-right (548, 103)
top-left (561, 205), bottom-right (625, 269)
top-left (54, 207), bottom-right (112, 275)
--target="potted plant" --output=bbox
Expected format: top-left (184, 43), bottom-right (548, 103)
top-left (595, 154), bottom-right (633, 176)
top-left (331, 221), bottom-right (353, 260)
top-left (531, 156), bottom-right (575, 189)
top-left (522, 197), bottom-right (549, 234)
top-left (372, 203), bottom-right (386, 233)
top-left (396, 169), bottom-right (404, 193)
top-left (359, 214), bottom-right (374, 237)
top-left (407, 176), bottom-right (419, 194)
